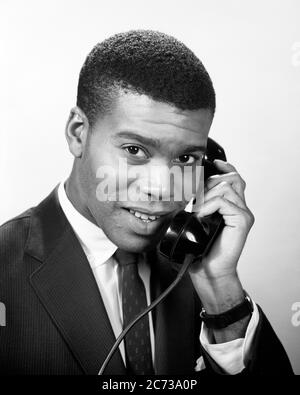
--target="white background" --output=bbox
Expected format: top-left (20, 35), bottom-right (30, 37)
top-left (1, 0), bottom-right (299, 373)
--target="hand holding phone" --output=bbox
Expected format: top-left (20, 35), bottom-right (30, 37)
top-left (159, 138), bottom-right (254, 283)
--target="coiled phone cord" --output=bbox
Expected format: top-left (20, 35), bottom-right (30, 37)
top-left (98, 253), bottom-right (195, 375)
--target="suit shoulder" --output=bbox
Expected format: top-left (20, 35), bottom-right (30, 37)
top-left (0, 208), bottom-right (33, 259)
top-left (1, 207), bottom-right (33, 226)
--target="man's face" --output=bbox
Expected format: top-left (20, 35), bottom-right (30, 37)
top-left (79, 92), bottom-right (213, 252)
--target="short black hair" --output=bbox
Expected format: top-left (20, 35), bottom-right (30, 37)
top-left (77, 30), bottom-right (216, 126)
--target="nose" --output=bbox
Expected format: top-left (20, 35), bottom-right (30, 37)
top-left (141, 163), bottom-right (175, 202)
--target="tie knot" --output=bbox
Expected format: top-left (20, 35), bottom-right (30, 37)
top-left (114, 249), bottom-right (139, 266)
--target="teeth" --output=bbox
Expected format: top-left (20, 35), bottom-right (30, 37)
top-left (128, 209), bottom-right (160, 222)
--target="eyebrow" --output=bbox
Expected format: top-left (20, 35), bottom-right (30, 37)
top-left (113, 131), bottom-right (206, 153)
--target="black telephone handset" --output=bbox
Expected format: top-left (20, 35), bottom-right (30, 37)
top-left (158, 138), bottom-right (226, 266)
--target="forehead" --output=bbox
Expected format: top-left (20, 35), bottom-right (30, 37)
top-left (93, 92), bottom-right (213, 146)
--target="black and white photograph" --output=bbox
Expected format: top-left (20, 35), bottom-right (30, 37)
top-left (0, 0), bottom-right (299, 380)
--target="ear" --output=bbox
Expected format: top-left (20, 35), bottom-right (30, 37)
top-left (65, 106), bottom-right (89, 158)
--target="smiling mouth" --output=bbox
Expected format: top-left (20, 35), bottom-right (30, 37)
top-left (123, 208), bottom-right (162, 223)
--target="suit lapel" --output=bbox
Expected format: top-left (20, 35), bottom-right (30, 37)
top-left (27, 187), bottom-right (126, 375)
top-left (148, 250), bottom-right (197, 374)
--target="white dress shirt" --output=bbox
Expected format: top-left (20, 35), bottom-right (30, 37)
top-left (57, 181), bottom-right (259, 374)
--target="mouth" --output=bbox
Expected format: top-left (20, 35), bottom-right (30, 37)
top-left (123, 207), bottom-right (165, 223)
top-left (121, 206), bottom-right (176, 237)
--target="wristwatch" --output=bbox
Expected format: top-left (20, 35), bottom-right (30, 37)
top-left (200, 293), bottom-right (253, 329)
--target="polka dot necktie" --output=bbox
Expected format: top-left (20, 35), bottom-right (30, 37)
top-left (115, 249), bottom-right (154, 375)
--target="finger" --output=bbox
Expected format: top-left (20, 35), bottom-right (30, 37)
top-left (204, 181), bottom-right (247, 210)
top-left (205, 172), bottom-right (246, 201)
top-left (197, 196), bottom-right (255, 230)
top-left (213, 159), bottom-right (237, 173)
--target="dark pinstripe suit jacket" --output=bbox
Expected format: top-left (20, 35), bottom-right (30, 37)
top-left (0, 187), bottom-right (293, 375)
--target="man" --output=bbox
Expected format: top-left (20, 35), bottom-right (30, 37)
top-left (0, 30), bottom-right (293, 375)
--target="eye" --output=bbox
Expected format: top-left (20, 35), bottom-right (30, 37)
top-left (123, 145), bottom-right (148, 159)
top-left (173, 154), bottom-right (199, 165)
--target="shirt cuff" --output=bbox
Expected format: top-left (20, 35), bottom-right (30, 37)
top-left (197, 300), bottom-right (260, 374)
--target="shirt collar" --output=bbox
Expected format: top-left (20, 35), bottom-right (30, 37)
top-left (57, 181), bottom-right (118, 266)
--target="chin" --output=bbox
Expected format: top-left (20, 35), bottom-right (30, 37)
top-left (112, 233), bottom-right (159, 253)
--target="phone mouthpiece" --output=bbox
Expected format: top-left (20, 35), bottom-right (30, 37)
top-left (158, 210), bottom-right (224, 266)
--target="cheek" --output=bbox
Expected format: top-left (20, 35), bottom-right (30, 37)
top-left (88, 199), bottom-right (123, 230)
top-left (85, 146), bottom-right (118, 201)
top-left (82, 160), bottom-right (100, 202)
top-left (181, 166), bottom-right (204, 203)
